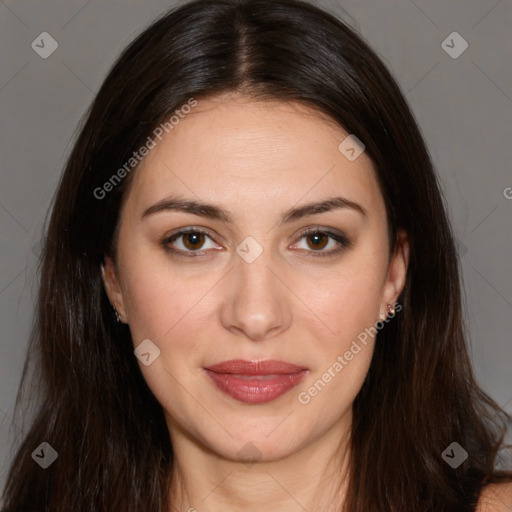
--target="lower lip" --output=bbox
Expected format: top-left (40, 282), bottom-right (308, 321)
top-left (204, 369), bottom-right (308, 404)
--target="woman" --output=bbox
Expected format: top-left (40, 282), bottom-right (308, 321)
top-left (2, 0), bottom-right (511, 510)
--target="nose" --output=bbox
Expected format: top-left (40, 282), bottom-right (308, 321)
top-left (219, 242), bottom-right (292, 342)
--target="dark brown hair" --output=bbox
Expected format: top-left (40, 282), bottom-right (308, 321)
top-left (2, 0), bottom-right (511, 510)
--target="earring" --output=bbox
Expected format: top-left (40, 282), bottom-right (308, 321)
top-left (113, 307), bottom-right (121, 323)
top-left (386, 303), bottom-right (396, 317)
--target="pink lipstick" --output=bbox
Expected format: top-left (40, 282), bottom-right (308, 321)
top-left (204, 359), bottom-right (308, 404)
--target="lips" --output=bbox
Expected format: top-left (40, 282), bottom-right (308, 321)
top-left (204, 359), bottom-right (308, 404)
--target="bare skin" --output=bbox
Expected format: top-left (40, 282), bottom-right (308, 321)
top-left (102, 93), bottom-right (410, 511)
top-left (477, 482), bottom-right (512, 512)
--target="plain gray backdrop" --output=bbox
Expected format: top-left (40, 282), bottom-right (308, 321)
top-left (1, 0), bottom-right (511, 493)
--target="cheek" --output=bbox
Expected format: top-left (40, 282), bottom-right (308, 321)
top-left (292, 247), bottom-right (387, 410)
top-left (294, 269), bottom-right (381, 423)
top-left (299, 254), bottom-right (387, 349)
top-left (122, 268), bottom-right (211, 352)
top-left (119, 257), bottom-right (214, 428)
top-left (117, 238), bottom-right (202, 339)
top-left (118, 248), bottom-right (226, 406)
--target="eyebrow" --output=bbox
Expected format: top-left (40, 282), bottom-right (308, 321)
top-left (141, 195), bottom-right (367, 224)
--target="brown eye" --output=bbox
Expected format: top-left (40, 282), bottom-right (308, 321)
top-left (305, 232), bottom-right (329, 250)
top-left (182, 232), bottom-right (206, 250)
top-left (162, 228), bottom-right (219, 256)
top-left (292, 228), bottom-right (351, 257)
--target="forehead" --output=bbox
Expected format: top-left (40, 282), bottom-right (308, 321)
top-left (123, 95), bottom-right (384, 222)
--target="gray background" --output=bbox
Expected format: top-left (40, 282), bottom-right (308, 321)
top-left (1, 0), bottom-right (511, 493)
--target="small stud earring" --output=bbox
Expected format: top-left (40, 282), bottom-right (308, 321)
top-left (111, 305), bottom-right (121, 322)
top-left (386, 303), bottom-right (396, 317)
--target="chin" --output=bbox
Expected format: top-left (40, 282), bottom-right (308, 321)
top-left (208, 425), bottom-right (310, 465)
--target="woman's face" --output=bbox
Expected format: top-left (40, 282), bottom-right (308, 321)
top-left (103, 95), bottom-right (408, 463)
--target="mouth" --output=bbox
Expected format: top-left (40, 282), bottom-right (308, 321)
top-left (204, 359), bottom-right (309, 404)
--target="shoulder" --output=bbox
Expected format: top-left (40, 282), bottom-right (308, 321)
top-left (477, 481), bottom-right (512, 511)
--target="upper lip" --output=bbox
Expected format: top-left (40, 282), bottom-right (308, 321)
top-left (205, 359), bottom-right (308, 375)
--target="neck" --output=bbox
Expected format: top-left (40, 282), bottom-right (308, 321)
top-left (167, 414), bottom-right (352, 512)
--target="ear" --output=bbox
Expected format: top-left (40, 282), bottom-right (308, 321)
top-left (379, 229), bottom-right (409, 320)
top-left (101, 254), bottom-right (128, 323)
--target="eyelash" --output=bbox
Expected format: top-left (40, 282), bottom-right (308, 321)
top-left (161, 227), bottom-right (351, 258)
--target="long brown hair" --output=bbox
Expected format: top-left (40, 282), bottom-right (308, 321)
top-left (2, 0), bottom-right (511, 510)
